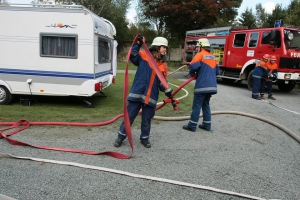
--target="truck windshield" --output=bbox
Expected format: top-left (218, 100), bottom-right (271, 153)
top-left (284, 29), bottom-right (300, 49)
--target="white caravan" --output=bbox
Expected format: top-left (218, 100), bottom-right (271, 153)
top-left (0, 3), bottom-right (118, 105)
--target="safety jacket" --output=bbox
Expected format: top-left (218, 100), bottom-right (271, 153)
top-left (253, 59), bottom-right (270, 78)
top-left (128, 44), bottom-right (167, 108)
top-left (189, 49), bottom-right (219, 95)
top-left (267, 62), bottom-right (278, 73)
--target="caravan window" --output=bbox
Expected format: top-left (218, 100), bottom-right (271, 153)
top-left (98, 37), bottom-right (111, 63)
top-left (40, 33), bottom-right (77, 58)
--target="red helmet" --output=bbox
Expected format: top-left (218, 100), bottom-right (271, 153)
top-left (263, 54), bottom-right (270, 60)
top-left (270, 55), bottom-right (277, 61)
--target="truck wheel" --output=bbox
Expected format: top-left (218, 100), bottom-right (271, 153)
top-left (221, 78), bottom-right (235, 84)
top-left (0, 85), bottom-right (14, 105)
top-left (277, 80), bottom-right (296, 92)
top-left (247, 70), bottom-right (253, 91)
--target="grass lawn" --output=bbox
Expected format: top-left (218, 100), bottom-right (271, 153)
top-left (0, 62), bottom-right (194, 125)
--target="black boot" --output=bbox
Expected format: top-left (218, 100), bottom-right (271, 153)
top-left (141, 140), bottom-right (151, 148)
top-left (114, 138), bottom-right (124, 147)
top-left (182, 125), bottom-right (196, 132)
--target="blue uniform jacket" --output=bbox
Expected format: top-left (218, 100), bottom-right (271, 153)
top-left (128, 44), bottom-right (167, 108)
top-left (253, 60), bottom-right (270, 78)
top-left (189, 49), bottom-right (219, 95)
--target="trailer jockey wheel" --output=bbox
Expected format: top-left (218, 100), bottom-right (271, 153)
top-left (247, 70), bottom-right (253, 91)
top-left (0, 85), bottom-right (14, 105)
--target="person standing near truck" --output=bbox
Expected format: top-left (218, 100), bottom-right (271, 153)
top-left (182, 38), bottom-right (219, 132)
top-left (252, 54), bottom-right (270, 100)
top-left (266, 55), bottom-right (278, 100)
top-left (113, 34), bottom-right (172, 148)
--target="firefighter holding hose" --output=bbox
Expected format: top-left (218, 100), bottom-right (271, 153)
top-left (252, 54), bottom-right (270, 100)
top-left (114, 34), bottom-right (172, 148)
top-left (266, 55), bottom-right (278, 100)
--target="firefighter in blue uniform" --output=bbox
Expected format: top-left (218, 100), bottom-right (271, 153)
top-left (182, 38), bottom-right (219, 132)
top-left (252, 54), bottom-right (270, 100)
top-left (114, 35), bottom-right (172, 148)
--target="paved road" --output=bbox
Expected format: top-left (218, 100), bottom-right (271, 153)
top-left (1, 72), bottom-right (299, 200)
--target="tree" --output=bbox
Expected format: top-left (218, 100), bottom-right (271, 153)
top-left (286, 0), bottom-right (300, 26)
top-left (265, 4), bottom-right (287, 28)
top-left (238, 8), bottom-right (256, 28)
top-left (138, 0), bottom-right (242, 44)
top-left (136, 0), bottom-right (166, 36)
top-left (255, 4), bottom-right (268, 28)
top-left (212, 0), bottom-right (243, 28)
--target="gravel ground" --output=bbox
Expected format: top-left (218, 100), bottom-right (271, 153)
top-left (1, 72), bottom-right (300, 200)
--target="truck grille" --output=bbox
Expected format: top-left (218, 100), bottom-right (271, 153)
top-left (279, 57), bottom-right (300, 69)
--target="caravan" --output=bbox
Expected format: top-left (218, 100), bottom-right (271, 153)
top-left (0, 3), bottom-right (118, 105)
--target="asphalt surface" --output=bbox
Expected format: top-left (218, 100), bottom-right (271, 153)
top-left (1, 72), bottom-right (299, 200)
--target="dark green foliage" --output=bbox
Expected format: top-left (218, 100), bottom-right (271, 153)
top-left (285, 0), bottom-right (300, 26)
top-left (265, 5), bottom-right (287, 28)
top-left (238, 8), bottom-right (256, 28)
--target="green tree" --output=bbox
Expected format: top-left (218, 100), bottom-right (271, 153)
top-left (127, 22), bottom-right (157, 43)
top-left (136, 0), bottom-right (166, 36)
top-left (212, 0), bottom-right (243, 27)
top-left (286, 0), bottom-right (300, 26)
top-left (255, 4), bottom-right (268, 28)
top-left (265, 4), bottom-right (287, 28)
top-left (137, 0), bottom-right (242, 43)
top-left (238, 8), bottom-right (256, 28)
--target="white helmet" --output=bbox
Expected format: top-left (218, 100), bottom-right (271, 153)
top-left (197, 38), bottom-right (210, 47)
top-left (150, 37), bottom-right (168, 47)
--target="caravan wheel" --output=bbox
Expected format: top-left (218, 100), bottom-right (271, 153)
top-left (0, 85), bottom-right (14, 105)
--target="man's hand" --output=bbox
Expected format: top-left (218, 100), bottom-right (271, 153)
top-left (137, 33), bottom-right (143, 47)
top-left (189, 72), bottom-right (196, 77)
top-left (268, 73), bottom-right (274, 78)
top-left (164, 88), bottom-right (173, 98)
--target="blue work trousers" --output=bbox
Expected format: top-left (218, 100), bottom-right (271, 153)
top-left (118, 101), bottom-right (155, 141)
top-left (260, 77), bottom-right (267, 95)
top-left (266, 80), bottom-right (273, 95)
top-left (188, 93), bottom-right (212, 131)
top-left (252, 76), bottom-right (262, 98)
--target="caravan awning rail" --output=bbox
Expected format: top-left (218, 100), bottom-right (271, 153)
top-left (0, 3), bottom-right (84, 9)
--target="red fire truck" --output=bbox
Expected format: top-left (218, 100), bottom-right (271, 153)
top-left (182, 24), bottom-right (300, 92)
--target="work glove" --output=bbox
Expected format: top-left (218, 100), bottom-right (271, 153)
top-left (268, 73), bottom-right (274, 78)
top-left (136, 33), bottom-right (143, 47)
top-left (164, 88), bottom-right (173, 98)
top-left (271, 73), bottom-right (277, 81)
top-left (189, 72), bottom-right (196, 77)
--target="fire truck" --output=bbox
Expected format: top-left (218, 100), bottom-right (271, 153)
top-left (182, 23), bottom-right (300, 92)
